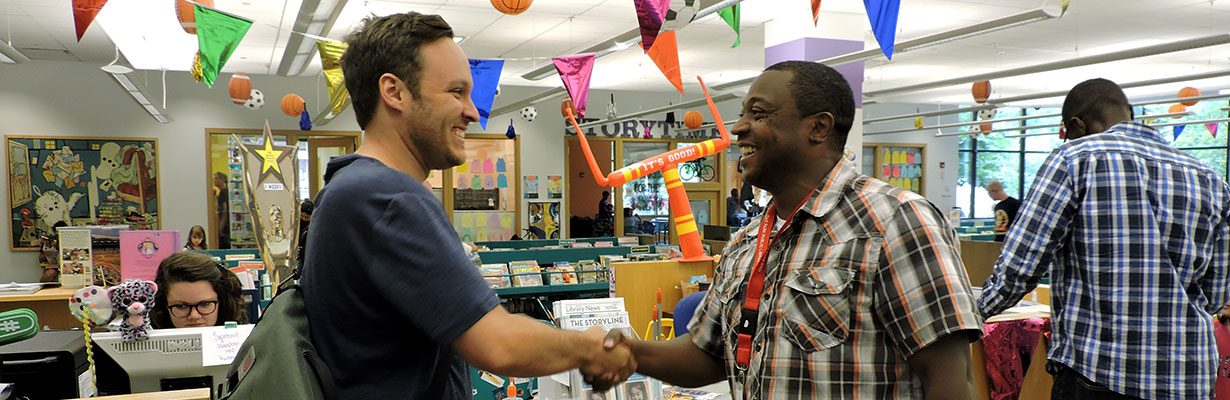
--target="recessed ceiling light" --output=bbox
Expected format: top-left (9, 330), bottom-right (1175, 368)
top-left (1220, 89), bottom-right (1230, 95)
top-left (453, 36), bottom-right (466, 44)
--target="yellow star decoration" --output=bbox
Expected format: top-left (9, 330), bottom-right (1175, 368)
top-left (255, 139), bottom-right (283, 175)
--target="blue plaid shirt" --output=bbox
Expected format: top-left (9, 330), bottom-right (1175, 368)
top-left (978, 122), bottom-right (1230, 399)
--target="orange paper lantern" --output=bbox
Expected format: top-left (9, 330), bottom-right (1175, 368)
top-left (1168, 103), bottom-right (1187, 114)
top-left (1178, 87), bottom-right (1201, 106)
top-left (683, 110), bottom-right (703, 129)
top-left (979, 123), bottom-right (993, 134)
top-left (560, 98), bottom-right (577, 117)
top-left (971, 81), bottom-right (991, 103)
top-left (176, 0), bottom-right (214, 35)
top-left (228, 73), bottom-right (251, 105)
top-left (281, 94), bottom-right (305, 117)
top-left (491, 0), bottom-right (532, 15)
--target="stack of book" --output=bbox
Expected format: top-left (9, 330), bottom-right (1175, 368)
top-left (542, 298), bottom-right (662, 400)
top-left (547, 262), bottom-right (578, 285)
top-left (508, 260), bottom-right (543, 287)
top-left (479, 263), bottom-right (511, 288)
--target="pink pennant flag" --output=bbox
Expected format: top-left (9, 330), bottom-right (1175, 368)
top-left (633, 0), bottom-right (664, 52)
top-left (657, 0), bottom-right (671, 19)
top-left (1207, 122), bottom-right (1219, 138)
top-left (552, 53), bottom-right (596, 118)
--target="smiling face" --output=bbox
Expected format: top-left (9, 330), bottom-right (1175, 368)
top-left (731, 70), bottom-right (811, 192)
top-left (398, 38), bottom-right (478, 171)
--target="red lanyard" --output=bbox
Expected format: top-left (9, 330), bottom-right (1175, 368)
top-left (734, 200), bottom-right (807, 368)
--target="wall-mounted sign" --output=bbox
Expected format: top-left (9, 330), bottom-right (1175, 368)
top-left (564, 119), bottom-right (721, 140)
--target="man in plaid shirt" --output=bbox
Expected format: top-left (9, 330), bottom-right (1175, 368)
top-left (979, 78), bottom-right (1230, 399)
top-left (597, 61), bottom-right (984, 398)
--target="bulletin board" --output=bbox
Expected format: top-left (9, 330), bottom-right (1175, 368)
top-left (6, 135), bottom-right (160, 250)
top-left (448, 134), bottom-right (520, 242)
top-left (865, 142), bottom-right (926, 195)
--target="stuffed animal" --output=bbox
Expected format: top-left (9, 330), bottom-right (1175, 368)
top-left (108, 279), bottom-right (157, 341)
top-left (69, 286), bottom-right (114, 327)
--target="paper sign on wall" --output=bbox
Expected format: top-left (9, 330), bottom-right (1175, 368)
top-left (201, 325), bottom-right (255, 366)
top-left (119, 230), bottom-right (180, 282)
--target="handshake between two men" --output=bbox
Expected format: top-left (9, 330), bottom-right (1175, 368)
top-left (580, 328), bottom-right (729, 391)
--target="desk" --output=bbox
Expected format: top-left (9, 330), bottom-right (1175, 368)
top-left (73, 388), bottom-right (211, 400)
top-left (0, 287), bottom-right (77, 329)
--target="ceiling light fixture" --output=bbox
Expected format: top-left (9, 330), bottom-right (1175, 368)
top-left (453, 36), bottom-right (467, 44)
top-left (999, 117), bottom-right (1230, 139)
top-left (711, 6), bottom-right (1062, 91)
top-left (865, 34), bottom-right (1230, 97)
top-left (100, 45), bottom-right (134, 75)
top-left (0, 40), bottom-right (29, 64)
top-left (490, 88), bottom-right (563, 120)
top-left (934, 111), bottom-right (1195, 137)
top-left (108, 73), bottom-right (172, 124)
top-left (276, 0), bottom-right (348, 76)
top-left (865, 69), bottom-right (1230, 124)
top-left (865, 112), bottom-right (1062, 136)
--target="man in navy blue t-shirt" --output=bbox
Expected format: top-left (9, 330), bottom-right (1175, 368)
top-left (300, 12), bottom-right (636, 399)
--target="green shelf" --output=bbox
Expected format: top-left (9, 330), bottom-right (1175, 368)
top-left (494, 282), bottom-right (609, 297)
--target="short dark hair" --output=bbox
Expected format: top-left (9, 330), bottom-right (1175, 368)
top-left (342, 12), bottom-right (454, 130)
top-left (764, 61), bottom-right (855, 148)
top-left (1062, 78), bottom-right (1132, 124)
top-left (151, 252), bottom-right (248, 329)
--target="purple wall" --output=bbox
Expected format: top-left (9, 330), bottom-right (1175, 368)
top-left (764, 37), bottom-right (865, 107)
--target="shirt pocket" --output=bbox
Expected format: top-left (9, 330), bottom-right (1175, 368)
top-left (779, 265), bottom-right (857, 352)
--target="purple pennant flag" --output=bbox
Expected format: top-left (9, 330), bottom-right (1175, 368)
top-left (863, 0), bottom-right (901, 60)
top-left (1207, 122), bottom-right (1219, 138)
top-left (633, 0), bottom-right (664, 52)
top-left (1173, 124), bottom-right (1186, 141)
top-left (552, 53), bottom-right (596, 118)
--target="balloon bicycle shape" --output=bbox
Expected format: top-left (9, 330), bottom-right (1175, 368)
top-left (566, 76), bottom-right (731, 262)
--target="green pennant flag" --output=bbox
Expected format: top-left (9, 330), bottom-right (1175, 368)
top-left (194, 4), bottom-right (252, 88)
top-left (717, 5), bottom-right (741, 48)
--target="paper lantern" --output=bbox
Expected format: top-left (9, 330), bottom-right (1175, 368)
top-left (561, 98), bottom-right (577, 117)
top-left (228, 73), bottom-right (251, 105)
top-left (1168, 103), bottom-right (1187, 114)
top-left (1178, 87), bottom-right (1201, 106)
top-left (979, 123), bottom-right (993, 134)
top-left (491, 0), bottom-right (532, 15)
top-left (176, 0), bottom-right (214, 35)
top-left (281, 94), bottom-right (306, 117)
top-left (971, 81), bottom-right (991, 103)
top-left (683, 110), bottom-right (703, 129)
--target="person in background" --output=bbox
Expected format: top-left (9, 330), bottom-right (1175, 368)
top-left (297, 199), bottom-right (313, 264)
top-left (623, 207), bottom-right (643, 235)
top-left (213, 172), bottom-right (231, 249)
top-left (984, 180), bottom-right (1020, 242)
top-left (596, 191), bottom-right (615, 236)
top-left (183, 225), bottom-right (207, 251)
top-left (150, 252), bottom-right (248, 329)
top-left (300, 12), bottom-right (635, 398)
top-left (725, 188), bottom-right (746, 227)
top-left (1216, 304), bottom-right (1230, 400)
top-left (979, 78), bottom-right (1230, 399)
top-left (600, 61), bottom-right (982, 399)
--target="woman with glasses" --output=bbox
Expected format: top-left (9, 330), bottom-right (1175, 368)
top-left (150, 252), bottom-right (248, 329)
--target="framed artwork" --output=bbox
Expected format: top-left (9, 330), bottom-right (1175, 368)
top-left (6, 135), bottom-right (160, 250)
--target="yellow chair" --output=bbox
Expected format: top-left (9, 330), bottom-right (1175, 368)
top-left (641, 318), bottom-right (675, 341)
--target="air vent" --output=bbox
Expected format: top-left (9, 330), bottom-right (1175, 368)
top-left (18, 47), bottom-right (80, 62)
top-left (108, 337), bottom-right (202, 355)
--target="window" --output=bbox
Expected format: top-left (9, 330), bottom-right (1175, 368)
top-left (1137, 100), bottom-right (1230, 180)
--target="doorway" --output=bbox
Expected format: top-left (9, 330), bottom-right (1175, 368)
top-left (306, 137), bottom-right (356, 200)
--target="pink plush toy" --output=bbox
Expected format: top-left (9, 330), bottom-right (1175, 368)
top-left (108, 279), bottom-right (157, 341)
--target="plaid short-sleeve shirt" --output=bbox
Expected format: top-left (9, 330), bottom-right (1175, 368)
top-left (689, 160), bottom-right (983, 399)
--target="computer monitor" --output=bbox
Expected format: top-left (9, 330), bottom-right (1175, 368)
top-left (93, 325), bottom-right (253, 398)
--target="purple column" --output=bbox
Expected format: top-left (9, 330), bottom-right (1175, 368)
top-left (764, 37), bottom-right (865, 107)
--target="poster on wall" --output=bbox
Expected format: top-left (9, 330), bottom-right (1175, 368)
top-left (57, 227), bottom-right (93, 288)
top-left (547, 176), bottom-right (563, 199)
top-left (523, 175), bottom-right (539, 199)
top-left (528, 201), bottom-right (560, 239)
top-left (6, 136), bottom-right (160, 250)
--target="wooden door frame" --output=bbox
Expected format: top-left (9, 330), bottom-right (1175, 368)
top-left (307, 137), bottom-right (357, 200)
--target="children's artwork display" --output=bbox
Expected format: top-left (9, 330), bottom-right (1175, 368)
top-left (546, 175), bottom-right (563, 199)
top-left (527, 201), bottom-right (560, 239)
top-left (524, 175), bottom-right (539, 199)
top-left (6, 136), bottom-right (160, 250)
top-left (450, 136), bottom-right (518, 241)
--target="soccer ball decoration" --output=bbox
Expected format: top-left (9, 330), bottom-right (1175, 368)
top-left (244, 89), bottom-right (265, 110)
top-left (520, 106), bottom-right (538, 122)
top-left (662, 0), bottom-right (699, 31)
top-left (976, 108), bottom-right (995, 121)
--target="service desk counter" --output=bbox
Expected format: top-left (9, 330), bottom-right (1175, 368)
top-left (73, 388), bottom-right (210, 400)
top-left (0, 287), bottom-right (77, 329)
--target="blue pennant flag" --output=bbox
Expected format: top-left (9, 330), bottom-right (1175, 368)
top-left (469, 59), bottom-right (505, 129)
top-left (505, 119), bottom-right (516, 139)
top-left (864, 0), bottom-right (901, 60)
top-left (1173, 125), bottom-right (1185, 141)
top-left (299, 110), bottom-right (312, 131)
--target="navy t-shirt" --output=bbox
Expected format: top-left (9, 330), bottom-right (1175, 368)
top-left (301, 154), bottom-right (500, 399)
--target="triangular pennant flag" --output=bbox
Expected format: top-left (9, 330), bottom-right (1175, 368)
top-left (506, 119), bottom-right (516, 139)
top-left (194, 5), bottom-right (253, 88)
top-left (1207, 122), bottom-right (1219, 138)
top-left (300, 110), bottom-right (313, 131)
top-left (1060, 0), bottom-right (1070, 16)
top-left (1173, 124), bottom-right (1186, 141)
top-left (552, 53), bottom-right (596, 118)
top-left (657, 0), bottom-right (671, 19)
top-left (633, 0), bottom-right (664, 52)
top-left (863, 0), bottom-right (901, 60)
top-left (316, 40), bottom-right (350, 117)
top-left (810, 0), bottom-right (822, 26)
top-left (72, 0), bottom-right (108, 41)
top-left (717, 5), bottom-right (741, 48)
top-left (647, 30), bottom-right (684, 94)
top-left (468, 59), bottom-right (505, 130)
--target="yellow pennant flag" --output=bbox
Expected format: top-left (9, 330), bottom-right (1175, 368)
top-left (316, 40), bottom-right (350, 117)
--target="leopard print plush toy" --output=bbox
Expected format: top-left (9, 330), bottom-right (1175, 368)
top-left (108, 279), bottom-right (157, 341)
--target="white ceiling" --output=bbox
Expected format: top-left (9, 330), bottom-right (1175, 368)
top-left (1, 0), bottom-right (1229, 105)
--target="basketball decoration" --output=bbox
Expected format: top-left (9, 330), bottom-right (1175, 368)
top-left (1168, 103), bottom-right (1187, 114)
top-left (683, 110), bottom-right (703, 129)
top-left (228, 73), bottom-right (252, 105)
top-left (1178, 87), bottom-right (1200, 106)
top-left (176, 0), bottom-right (214, 35)
top-left (972, 80), bottom-right (991, 103)
top-left (979, 123), bottom-right (993, 135)
top-left (491, 0), bottom-right (532, 15)
top-left (281, 94), bottom-right (306, 117)
top-left (561, 98), bottom-right (577, 118)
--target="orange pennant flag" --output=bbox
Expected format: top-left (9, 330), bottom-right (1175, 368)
top-left (72, 0), bottom-right (108, 41)
top-left (811, 0), bottom-right (822, 25)
top-left (647, 30), bottom-right (684, 94)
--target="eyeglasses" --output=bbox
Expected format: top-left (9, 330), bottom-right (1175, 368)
top-left (168, 300), bottom-right (219, 318)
